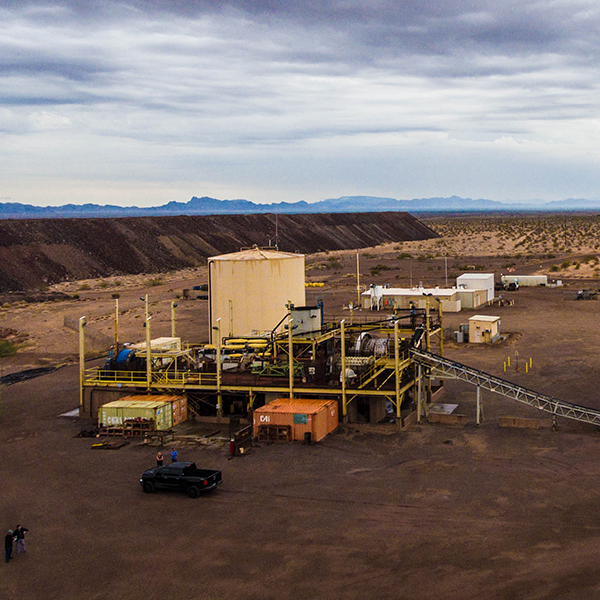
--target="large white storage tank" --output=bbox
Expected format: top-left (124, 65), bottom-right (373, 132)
top-left (208, 247), bottom-right (306, 342)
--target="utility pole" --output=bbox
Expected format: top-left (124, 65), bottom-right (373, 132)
top-left (356, 252), bottom-right (361, 308)
top-left (171, 301), bottom-right (177, 338)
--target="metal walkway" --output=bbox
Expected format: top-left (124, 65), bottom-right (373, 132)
top-left (410, 348), bottom-right (600, 426)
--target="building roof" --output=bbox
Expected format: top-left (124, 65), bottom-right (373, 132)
top-left (208, 247), bottom-right (304, 261)
top-left (361, 287), bottom-right (459, 297)
top-left (456, 273), bottom-right (494, 280)
top-left (468, 315), bottom-right (501, 322)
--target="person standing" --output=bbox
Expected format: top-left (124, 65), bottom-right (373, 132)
top-left (5, 530), bottom-right (14, 563)
top-left (156, 451), bottom-right (163, 467)
top-left (14, 525), bottom-right (28, 554)
top-left (170, 448), bottom-right (178, 463)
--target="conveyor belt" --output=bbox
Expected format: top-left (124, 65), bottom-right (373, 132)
top-left (410, 348), bottom-right (600, 425)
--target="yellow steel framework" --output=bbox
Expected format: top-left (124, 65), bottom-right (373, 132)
top-left (82, 309), bottom-right (442, 423)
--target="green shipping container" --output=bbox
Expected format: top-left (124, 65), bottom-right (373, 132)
top-left (99, 399), bottom-right (173, 430)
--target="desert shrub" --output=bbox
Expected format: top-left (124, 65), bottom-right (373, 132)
top-left (550, 265), bottom-right (559, 272)
top-left (145, 277), bottom-right (163, 287)
top-left (324, 257), bottom-right (342, 269)
top-left (561, 260), bottom-right (571, 269)
top-left (98, 281), bottom-right (108, 289)
top-left (113, 280), bottom-right (122, 287)
top-left (72, 294), bottom-right (80, 300)
top-left (0, 340), bottom-right (17, 358)
top-left (370, 264), bottom-right (391, 276)
top-left (78, 284), bottom-right (90, 291)
top-left (396, 253), bottom-right (412, 260)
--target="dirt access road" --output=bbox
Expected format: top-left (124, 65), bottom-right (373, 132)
top-left (3, 358), bottom-right (600, 599)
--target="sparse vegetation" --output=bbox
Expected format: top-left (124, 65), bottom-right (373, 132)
top-left (145, 277), bottom-right (164, 287)
top-left (0, 340), bottom-right (17, 358)
top-left (370, 264), bottom-right (391, 277)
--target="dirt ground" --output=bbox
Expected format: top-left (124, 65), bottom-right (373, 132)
top-left (3, 215), bottom-right (600, 598)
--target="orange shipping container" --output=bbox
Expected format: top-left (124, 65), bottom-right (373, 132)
top-left (253, 398), bottom-right (338, 442)
top-left (169, 397), bottom-right (188, 426)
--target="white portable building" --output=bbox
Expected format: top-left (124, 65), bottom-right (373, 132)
top-left (362, 286), bottom-right (461, 313)
top-left (457, 289), bottom-right (488, 310)
top-left (501, 275), bottom-right (547, 287)
top-left (457, 273), bottom-right (495, 302)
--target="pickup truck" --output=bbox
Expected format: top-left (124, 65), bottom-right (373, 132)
top-left (140, 462), bottom-right (222, 498)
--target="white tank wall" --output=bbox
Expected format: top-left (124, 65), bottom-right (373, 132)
top-left (209, 251), bottom-right (305, 341)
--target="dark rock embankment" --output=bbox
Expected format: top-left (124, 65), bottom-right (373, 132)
top-left (0, 212), bottom-right (437, 292)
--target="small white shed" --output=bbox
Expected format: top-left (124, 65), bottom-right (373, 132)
top-left (457, 273), bottom-right (495, 302)
top-left (468, 315), bottom-right (501, 344)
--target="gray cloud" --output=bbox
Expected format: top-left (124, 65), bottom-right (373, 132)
top-left (1, 0), bottom-right (600, 205)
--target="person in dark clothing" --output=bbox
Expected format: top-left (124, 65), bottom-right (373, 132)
top-left (156, 451), bottom-right (163, 467)
top-left (5, 530), bottom-right (14, 563)
top-left (14, 525), bottom-right (28, 554)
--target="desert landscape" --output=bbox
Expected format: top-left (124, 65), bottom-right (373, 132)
top-left (3, 212), bottom-right (600, 599)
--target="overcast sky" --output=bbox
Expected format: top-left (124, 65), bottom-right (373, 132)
top-left (1, 0), bottom-right (600, 206)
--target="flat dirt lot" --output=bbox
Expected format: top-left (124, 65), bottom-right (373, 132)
top-left (3, 214), bottom-right (600, 599)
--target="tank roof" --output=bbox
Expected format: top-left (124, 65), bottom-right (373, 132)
top-left (208, 247), bottom-right (304, 261)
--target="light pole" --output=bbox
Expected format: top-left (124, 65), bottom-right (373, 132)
top-left (288, 318), bottom-right (294, 399)
top-left (145, 315), bottom-right (152, 389)
top-left (79, 316), bottom-right (86, 410)
top-left (114, 298), bottom-right (119, 354)
top-left (215, 318), bottom-right (222, 417)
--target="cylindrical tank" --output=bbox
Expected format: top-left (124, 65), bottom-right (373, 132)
top-left (208, 247), bottom-right (305, 342)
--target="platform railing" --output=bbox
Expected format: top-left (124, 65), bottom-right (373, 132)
top-left (83, 368), bottom-right (217, 387)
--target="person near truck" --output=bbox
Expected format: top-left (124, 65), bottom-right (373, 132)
top-left (170, 448), bottom-right (178, 463)
top-left (5, 530), bottom-right (14, 563)
top-left (156, 452), bottom-right (163, 467)
top-left (14, 525), bottom-right (28, 554)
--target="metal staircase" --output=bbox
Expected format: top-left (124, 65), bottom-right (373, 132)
top-left (410, 348), bottom-right (600, 426)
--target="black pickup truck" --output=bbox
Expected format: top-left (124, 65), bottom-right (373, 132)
top-left (140, 462), bottom-right (222, 498)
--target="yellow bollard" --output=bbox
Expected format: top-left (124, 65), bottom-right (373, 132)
top-left (504, 361), bottom-right (506, 373)
top-left (507, 357), bottom-right (511, 367)
top-left (530, 357), bottom-right (533, 368)
top-left (525, 363), bottom-right (528, 373)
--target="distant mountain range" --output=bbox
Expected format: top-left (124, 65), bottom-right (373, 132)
top-left (1, 195), bottom-right (600, 219)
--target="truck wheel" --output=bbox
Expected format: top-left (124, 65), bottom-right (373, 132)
top-left (188, 486), bottom-right (200, 498)
top-left (143, 482), bottom-right (155, 494)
